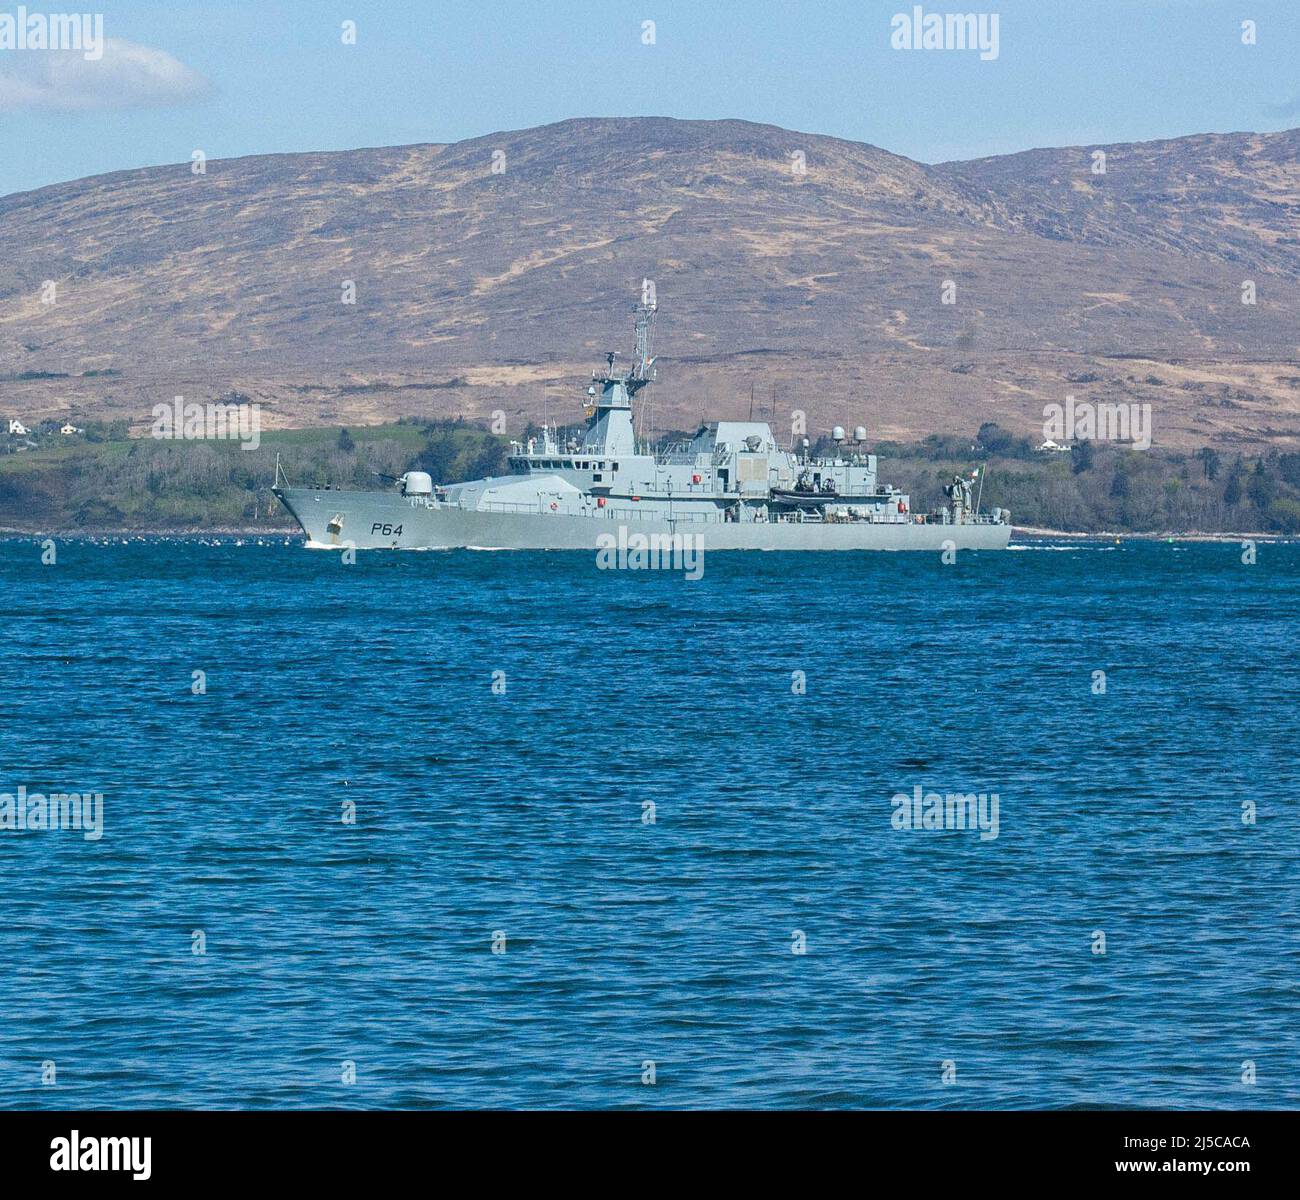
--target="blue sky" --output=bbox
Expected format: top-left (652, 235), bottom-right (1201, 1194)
top-left (2, 0), bottom-right (1297, 197)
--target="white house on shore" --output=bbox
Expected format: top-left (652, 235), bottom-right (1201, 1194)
top-left (1036, 438), bottom-right (1071, 453)
top-left (7, 419), bottom-right (28, 436)
top-left (60, 422), bottom-right (81, 435)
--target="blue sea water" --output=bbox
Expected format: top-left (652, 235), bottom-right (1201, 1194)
top-left (0, 535), bottom-right (1297, 1110)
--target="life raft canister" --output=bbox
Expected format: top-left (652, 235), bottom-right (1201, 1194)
top-left (550, 501), bottom-right (558, 511)
top-left (692, 474), bottom-right (701, 484)
top-left (897, 501), bottom-right (907, 513)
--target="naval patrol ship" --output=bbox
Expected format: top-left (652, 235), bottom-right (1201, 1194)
top-left (273, 301), bottom-right (1010, 552)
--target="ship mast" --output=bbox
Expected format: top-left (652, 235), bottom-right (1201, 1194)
top-left (583, 298), bottom-right (658, 458)
top-left (619, 299), bottom-right (656, 450)
top-left (629, 299), bottom-right (657, 393)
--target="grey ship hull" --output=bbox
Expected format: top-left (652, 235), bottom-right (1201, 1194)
top-left (275, 487), bottom-right (1011, 552)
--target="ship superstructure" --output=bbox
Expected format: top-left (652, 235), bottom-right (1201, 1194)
top-left (273, 301), bottom-right (1010, 552)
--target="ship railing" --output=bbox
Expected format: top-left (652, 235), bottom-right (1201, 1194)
top-left (604, 507), bottom-right (720, 523)
top-left (469, 500), bottom-right (947, 526)
top-left (475, 500), bottom-right (556, 515)
top-left (656, 442), bottom-right (700, 461)
top-left (473, 499), bottom-right (727, 522)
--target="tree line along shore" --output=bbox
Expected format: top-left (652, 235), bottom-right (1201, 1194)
top-left (1, 418), bottom-right (1298, 537)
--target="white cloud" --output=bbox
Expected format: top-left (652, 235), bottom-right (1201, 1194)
top-left (0, 38), bottom-right (213, 112)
